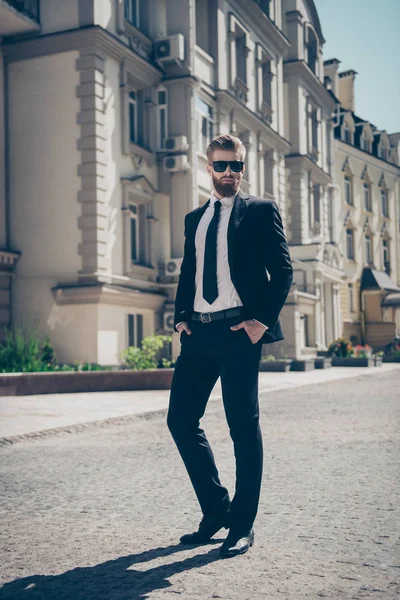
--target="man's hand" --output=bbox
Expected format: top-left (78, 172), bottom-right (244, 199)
top-left (176, 321), bottom-right (192, 335)
top-left (230, 320), bottom-right (267, 344)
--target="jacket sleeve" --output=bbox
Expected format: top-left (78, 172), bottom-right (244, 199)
top-left (173, 214), bottom-right (196, 331)
top-left (255, 200), bottom-right (293, 329)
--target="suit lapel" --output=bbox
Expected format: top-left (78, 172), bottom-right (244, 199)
top-left (227, 190), bottom-right (249, 283)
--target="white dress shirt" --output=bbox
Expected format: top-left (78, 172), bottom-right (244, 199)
top-left (177, 190), bottom-right (267, 329)
top-left (194, 191), bottom-right (242, 313)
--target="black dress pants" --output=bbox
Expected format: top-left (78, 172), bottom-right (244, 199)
top-left (167, 315), bottom-right (263, 534)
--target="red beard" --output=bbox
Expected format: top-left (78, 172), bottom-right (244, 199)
top-left (212, 174), bottom-right (239, 198)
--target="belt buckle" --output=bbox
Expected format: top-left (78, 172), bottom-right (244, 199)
top-left (200, 312), bottom-right (212, 323)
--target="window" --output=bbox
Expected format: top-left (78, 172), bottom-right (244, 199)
top-left (381, 189), bottom-right (389, 217)
top-left (125, 0), bottom-right (139, 27)
top-left (343, 122), bottom-right (352, 144)
top-left (262, 60), bottom-right (272, 109)
top-left (157, 88), bottom-right (168, 150)
top-left (363, 182), bottom-right (371, 212)
top-left (305, 27), bottom-right (318, 75)
top-left (195, 0), bottom-right (211, 55)
top-left (378, 144), bottom-right (388, 160)
top-left (360, 132), bottom-right (370, 152)
top-left (309, 107), bottom-right (319, 159)
top-left (344, 175), bottom-right (352, 205)
top-left (254, 0), bottom-right (271, 16)
top-left (365, 234), bottom-right (372, 265)
top-left (128, 314), bottom-right (144, 348)
top-left (264, 150), bottom-right (274, 195)
top-left (235, 29), bottom-right (247, 83)
top-left (130, 204), bottom-right (139, 263)
top-left (129, 91), bottom-right (137, 145)
top-left (313, 184), bottom-right (321, 224)
top-left (382, 239), bottom-right (390, 274)
top-left (196, 96), bottom-right (213, 155)
top-left (346, 228), bottom-right (354, 260)
top-left (348, 283), bottom-right (354, 313)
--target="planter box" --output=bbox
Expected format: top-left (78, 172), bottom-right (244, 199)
top-left (0, 369), bottom-right (175, 397)
top-left (331, 357), bottom-right (374, 367)
top-left (382, 356), bottom-right (400, 363)
top-left (290, 359), bottom-right (315, 372)
top-left (314, 357), bottom-right (332, 369)
top-left (259, 360), bottom-right (292, 372)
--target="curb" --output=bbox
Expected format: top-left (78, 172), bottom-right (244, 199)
top-left (1, 366), bottom-right (398, 447)
top-left (0, 408), bottom-right (169, 447)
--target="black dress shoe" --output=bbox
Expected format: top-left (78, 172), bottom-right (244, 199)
top-left (180, 511), bottom-right (230, 545)
top-left (220, 528), bottom-right (254, 558)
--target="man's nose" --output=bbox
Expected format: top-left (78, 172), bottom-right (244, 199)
top-left (224, 166), bottom-right (233, 175)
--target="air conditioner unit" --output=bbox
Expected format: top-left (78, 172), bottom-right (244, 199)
top-left (165, 258), bottom-right (183, 275)
top-left (154, 34), bottom-right (185, 64)
top-left (164, 154), bottom-right (188, 172)
top-left (164, 136), bottom-right (188, 152)
top-left (163, 311), bottom-right (175, 332)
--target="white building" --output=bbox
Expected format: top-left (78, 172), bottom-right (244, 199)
top-left (1, 0), bottom-right (398, 365)
top-left (0, 0), bottom-right (291, 364)
top-left (324, 60), bottom-right (400, 347)
top-left (276, 0), bottom-right (343, 358)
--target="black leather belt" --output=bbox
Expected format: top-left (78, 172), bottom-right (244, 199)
top-left (192, 307), bottom-right (243, 323)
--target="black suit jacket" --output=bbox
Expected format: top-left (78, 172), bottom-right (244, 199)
top-left (174, 191), bottom-right (293, 344)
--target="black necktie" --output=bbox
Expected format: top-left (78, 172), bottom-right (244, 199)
top-left (203, 200), bottom-right (222, 305)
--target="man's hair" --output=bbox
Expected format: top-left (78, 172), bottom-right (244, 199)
top-left (206, 134), bottom-right (246, 163)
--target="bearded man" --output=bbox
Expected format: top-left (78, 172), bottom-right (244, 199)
top-left (167, 134), bottom-right (293, 558)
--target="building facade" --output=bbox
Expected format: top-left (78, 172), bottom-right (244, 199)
top-left (0, 0), bottom-right (399, 365)
top-left (0, 0), bottom-right (293, 364)
top-left (324, 60), bottom-right (400, 348)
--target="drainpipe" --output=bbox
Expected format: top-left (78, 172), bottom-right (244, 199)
top-left (360, 287), bottom-right (366, 345)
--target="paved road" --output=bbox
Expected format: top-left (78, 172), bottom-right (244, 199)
top-left (0, 370), bottom-right (399, 599)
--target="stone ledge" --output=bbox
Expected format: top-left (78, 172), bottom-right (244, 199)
top-left (0, 369), bottom-right (174, 397)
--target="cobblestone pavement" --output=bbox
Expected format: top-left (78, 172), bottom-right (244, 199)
top-left (0, 370), bottom-right (399, 600)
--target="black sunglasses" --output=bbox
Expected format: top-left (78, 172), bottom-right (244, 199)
top-left (212, 160), bottom-right (244, 173)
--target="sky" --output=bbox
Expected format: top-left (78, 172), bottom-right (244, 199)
top-left (314, 0), bottom-right (400, 133)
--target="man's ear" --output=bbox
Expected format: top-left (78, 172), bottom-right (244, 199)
top-left (206, 164), bottom-right (213, 176)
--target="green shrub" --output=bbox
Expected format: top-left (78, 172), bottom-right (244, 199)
top-left (261, 354), bottom-right (276, 362)
top-left (0, 325), bottom-right (58, 373)
top-left (120, 334), bottom-right (172, 370)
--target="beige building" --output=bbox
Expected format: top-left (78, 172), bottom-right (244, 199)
top-left (324, 60), bottom-right (400, 348)
top-left (0, 0), bottom-right (291, 364)
top-left (0, 0), bottom-right (398, 365)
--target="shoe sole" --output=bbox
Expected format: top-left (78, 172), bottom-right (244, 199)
top-left (220, 537), bottom-right (255, 558)
top-left (180, 525), bottom-right (229, 545)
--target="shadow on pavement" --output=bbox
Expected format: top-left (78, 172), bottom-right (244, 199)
top-left (0, 540), bottom-right (225, 599)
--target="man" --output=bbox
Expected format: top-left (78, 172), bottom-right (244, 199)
top-left (167, 134), bottom-right (293, 558)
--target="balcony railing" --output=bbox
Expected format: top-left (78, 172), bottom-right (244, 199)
top-left (6, 0), bottom-right (39, 23)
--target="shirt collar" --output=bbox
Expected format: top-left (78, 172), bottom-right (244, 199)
top-left (210, 190), bottom-right (236, 208)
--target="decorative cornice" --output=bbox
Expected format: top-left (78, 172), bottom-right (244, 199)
top-left (283, 60), bottom-right (337, 112)
top-left (285, 153), bottom-right (332, 185)
top-left (52, 283), bottom-right (167, 310)
top-left (2, 25), bottom-right (163, 88)
top-left (234, 0), bottom-right (290, 55)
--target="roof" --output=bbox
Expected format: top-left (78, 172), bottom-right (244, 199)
top-left (382, 293), bottom-right (400, 307)
top-left (360, 268), bottom-right (400, 292)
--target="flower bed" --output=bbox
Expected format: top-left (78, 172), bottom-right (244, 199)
top-left (0, 369), bottom-right (175, 397)
top-left (331, 357), bottom-right (375, 368)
